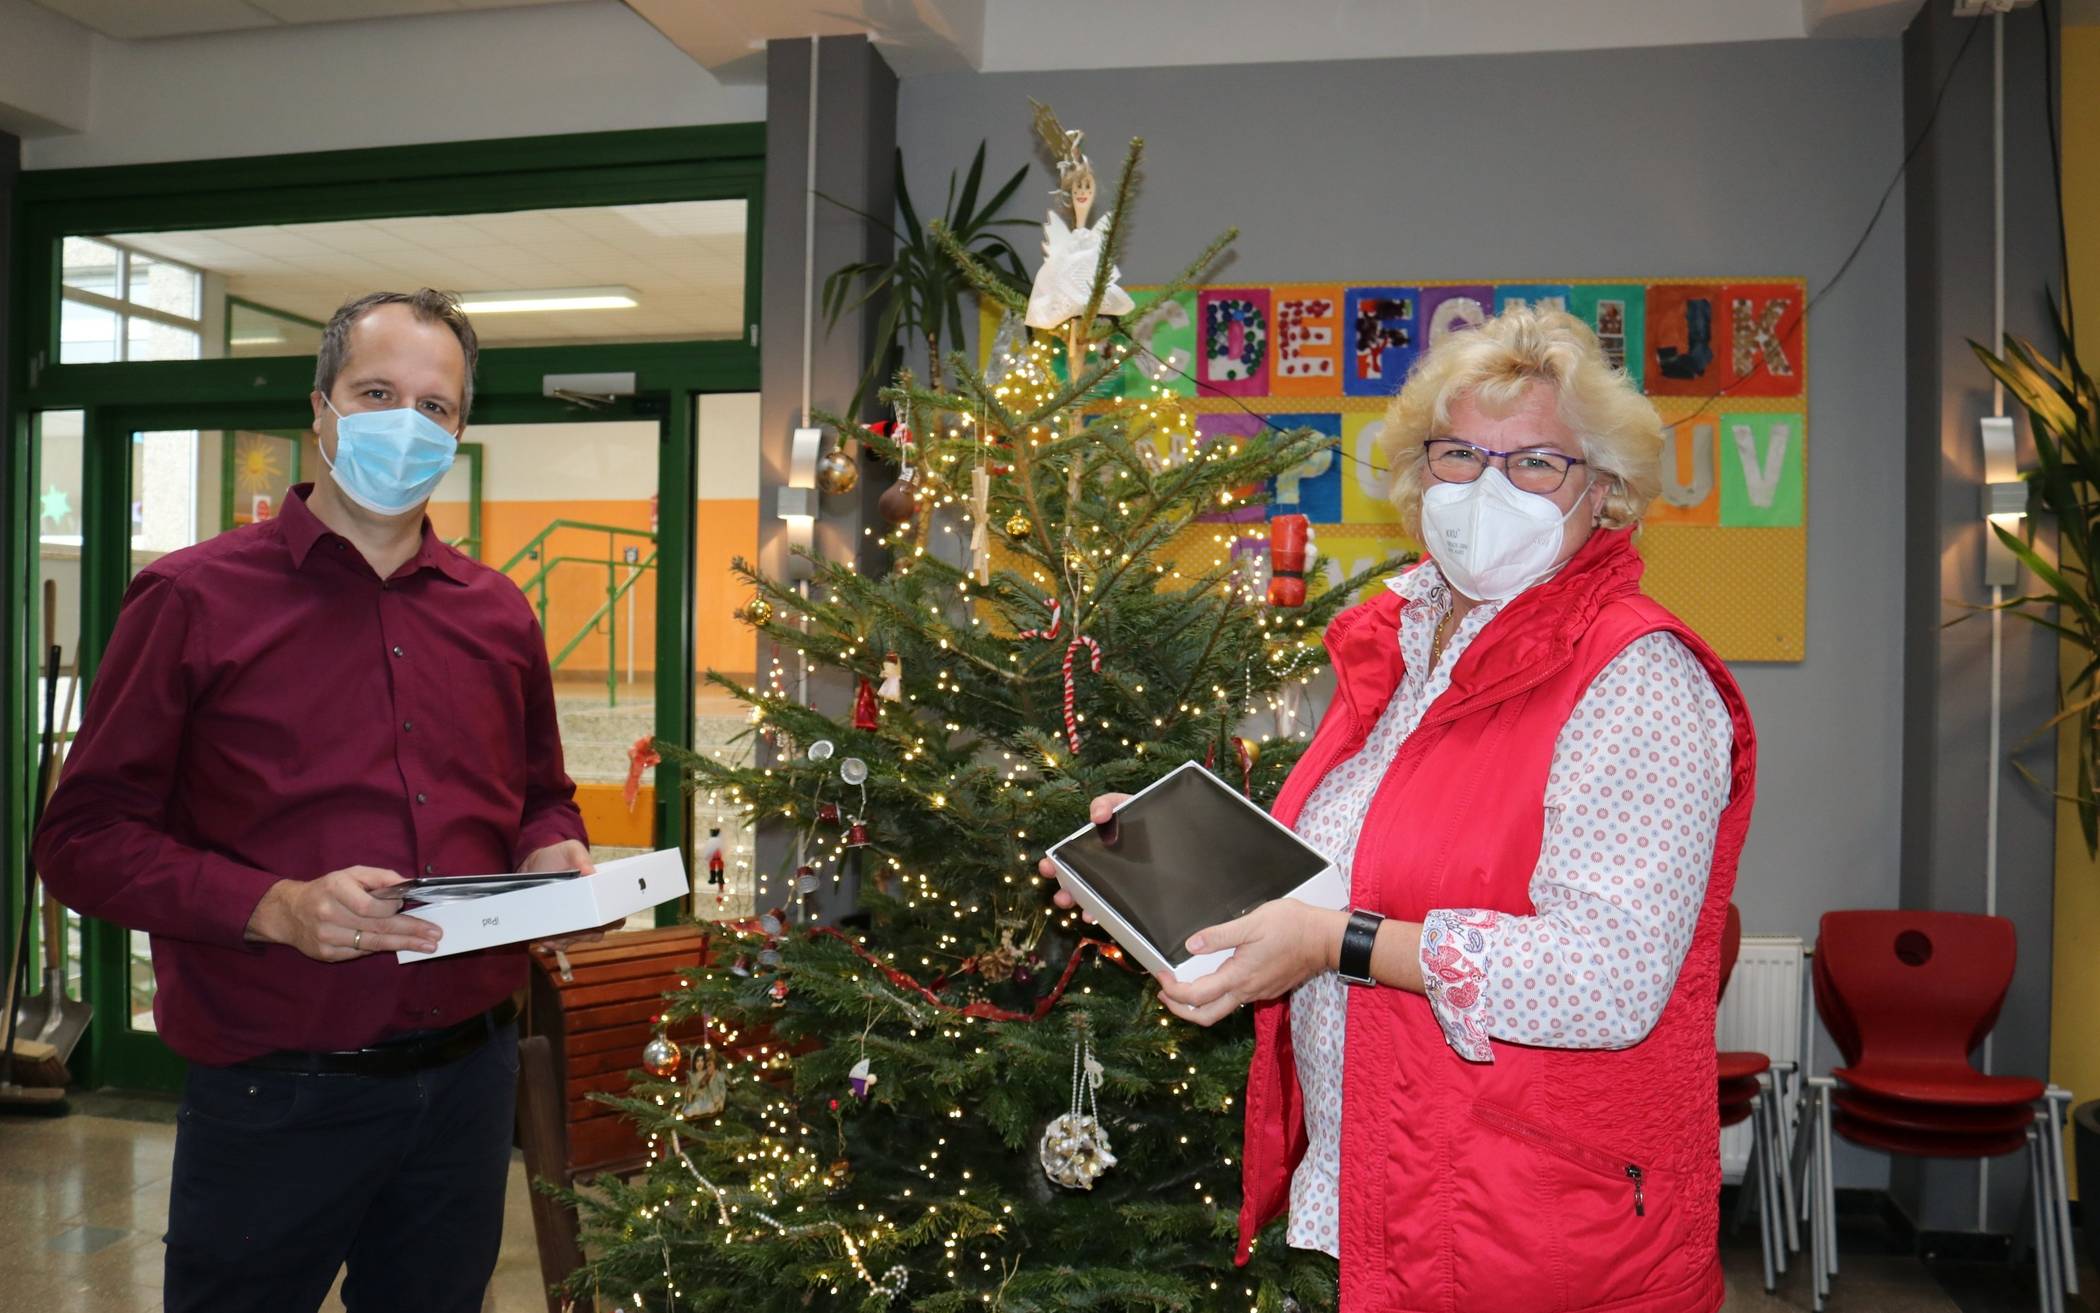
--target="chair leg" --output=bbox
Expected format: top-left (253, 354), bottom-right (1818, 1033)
top-left (1751, 1097), bottom-right (1776, 1293)
top-left (1764, 1074), bottom-right (1797, 1267)
top-left (1818, 1077), bottom-right (1839, 1280)
top-left (1756, 1078), bottom-right (1787, 1278)
top-left (1807, 1077), bottom-right (1835, 1309)
top-left (1772, 1058), bottom-right (1805, 1252)
top-left (1807, 1099), bottom-right (1825, 1311)
top-left (2028, 1128), bottom-right (2061, 1313)
top-left (2047, 1087), bottom-right (2079, 1298)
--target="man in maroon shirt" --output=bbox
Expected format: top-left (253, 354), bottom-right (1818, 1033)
top-left (36, 289), bottom-right (593, 1313)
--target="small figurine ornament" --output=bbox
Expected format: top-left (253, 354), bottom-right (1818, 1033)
top-left (682, 1046), bottom-right (726, 1117)
top-left (703, 826), bottom-right (726, 889)
top-left (848, 1057), bottom-right (879, 1101)
top-left (1023, 102), bottom-right (1133, 331)
top-left (878, 652), bottom-right (902, 701)
top-left (853, 676), bottom-right (881, 730)
top-left (1268, 514), bottom-right (1309, 608)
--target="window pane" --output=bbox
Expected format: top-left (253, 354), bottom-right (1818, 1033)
top-left (228, 300), bottom-right (324, 358)
top-left (126, 317), bottom-right (201, 362)
top-left (228, 431), bottom-right (305, 527)
top-left (59, 297), bottom-right (120, 363)
top-left (31, 411), bottom-right (89, 1022)
top-left (35, 410), bottom-right (83, 548)
top-left (128, 252), bottom-right (202, 319)
top-left (61, 236), bottom-right (119, 298)
top-left (132, 430), bottom-right (201, 563)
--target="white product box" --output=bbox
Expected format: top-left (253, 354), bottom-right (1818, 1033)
top-left (395, 848), bottom-right (689, 962)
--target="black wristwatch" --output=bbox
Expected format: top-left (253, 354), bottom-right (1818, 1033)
top-left (1337, 909), bottom-right (1385, 986)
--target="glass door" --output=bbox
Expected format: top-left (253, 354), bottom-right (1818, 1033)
top-left (63, 393), bottom-right (687, 1090)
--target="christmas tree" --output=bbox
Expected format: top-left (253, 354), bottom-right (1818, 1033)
top-left (570, 106), bottom-right (1402, 1313)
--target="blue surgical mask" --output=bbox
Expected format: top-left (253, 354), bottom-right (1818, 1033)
top-left (319, 396), bottom-right (459, 516)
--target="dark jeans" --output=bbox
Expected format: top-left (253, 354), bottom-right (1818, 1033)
top-left (163, 1022), bottom-right (519, 1313)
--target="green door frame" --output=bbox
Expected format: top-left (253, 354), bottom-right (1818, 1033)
top-left (8, 123), bottom-right (759, 1090)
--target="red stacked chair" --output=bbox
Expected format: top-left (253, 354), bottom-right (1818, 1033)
top-left (1717, 904), bottom-right (1793, 1291)
top-left (1803, 911), bottom-right (2074, 1313)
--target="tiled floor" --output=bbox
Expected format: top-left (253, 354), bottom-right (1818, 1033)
top-left (1, 1096), bottom-right (2092, 1312)
top-left (0, 1099), bottom-right (546, 1313)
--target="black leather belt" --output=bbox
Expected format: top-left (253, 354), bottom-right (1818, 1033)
top-left (238, 1000), bottom-right (517, 1076)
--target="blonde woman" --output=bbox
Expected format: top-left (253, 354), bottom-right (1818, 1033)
top-left (1044, 307), bottom-right (1757, 1311)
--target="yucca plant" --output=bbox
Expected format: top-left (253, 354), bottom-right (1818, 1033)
top-left (821, 142), bottom-right (1033, 411)
top-left (1972, 299), bottom-right (2100, 852)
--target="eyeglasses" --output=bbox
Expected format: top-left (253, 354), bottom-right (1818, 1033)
top-left (1422, 438), bottom-right (1588, 495)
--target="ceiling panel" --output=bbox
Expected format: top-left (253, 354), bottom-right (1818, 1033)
top-left (30, 0), bottom-right (273, 40)
top-left (34, 0), bottom-right (580, 38)
top-left (102, 199), bottom-right (746, 345)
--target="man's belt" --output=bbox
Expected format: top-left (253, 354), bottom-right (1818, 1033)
top-left (237, 999), bottom-right (517, 1076)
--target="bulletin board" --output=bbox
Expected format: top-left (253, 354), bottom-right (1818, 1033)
top-left (1007, 277), bottom-right (1812, 663)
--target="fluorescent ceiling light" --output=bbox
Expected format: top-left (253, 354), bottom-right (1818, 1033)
top-left (457, 285), bottom-right (639, 314)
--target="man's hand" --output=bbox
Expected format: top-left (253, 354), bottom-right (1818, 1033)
top-left (245, 866), bottom-right (441, 961)
top-left (1153, 900), bottom-right (1345, 1028)
top-left (526, 840), bottom-right (615, 951)
top-left (1036, 793), bottom-right (1131, 924)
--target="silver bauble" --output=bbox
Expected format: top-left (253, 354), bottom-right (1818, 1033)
top-left (641, 1034), bottom-right (683, 1078)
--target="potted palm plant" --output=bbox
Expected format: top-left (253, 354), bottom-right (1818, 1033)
top-left (1971, 299), bottom-right (2099, 1266)
top-left (821, 142), bottom-right (1033, 410)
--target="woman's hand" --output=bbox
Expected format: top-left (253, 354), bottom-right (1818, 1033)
top-left (1036, 792), bottom-right (1131, 923)
top-left (1155, 900), bottom-right (1346, 1027)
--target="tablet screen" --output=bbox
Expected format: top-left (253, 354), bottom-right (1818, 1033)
top-left (1049, 765), bottom-right (1332, 966)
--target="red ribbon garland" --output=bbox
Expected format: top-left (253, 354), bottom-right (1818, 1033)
top-left (808, 927), bottom-right (1129, 1023)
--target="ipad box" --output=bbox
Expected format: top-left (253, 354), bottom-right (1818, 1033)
top-left (395, 848), bottom-right (690, 962)
top-left (1044, 762), bottom-right (1347, 983)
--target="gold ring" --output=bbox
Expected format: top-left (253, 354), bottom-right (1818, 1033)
top-left (353, 929), bottom-right (364, 951)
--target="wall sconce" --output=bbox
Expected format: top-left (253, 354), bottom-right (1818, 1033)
top-left (1979, 416), bottom-right (2024, 587)
top-left (777, 426), bottom-right (823, 579)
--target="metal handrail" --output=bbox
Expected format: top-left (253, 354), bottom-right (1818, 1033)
top-left (500, 514), bottom-right (661, 706)
top-left (497, 518), bottom-right (657, 577)
top-left (551, 550), bottom-right (659, 672)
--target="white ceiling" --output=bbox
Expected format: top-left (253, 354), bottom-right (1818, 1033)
top-left (621, 0), bottom-right (1929, 81)
top-left (106, 200), bottom-right (747, 345)
top-left (26, 0), bottom-right (1936, 75)
top-left (28, 0), bottom-right (580, 40)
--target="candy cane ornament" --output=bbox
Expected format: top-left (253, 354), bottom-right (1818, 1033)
top-left (1017, 598), bottom-right (1062, 642)
top-left (1061, 634), bottom-right (1103, 754)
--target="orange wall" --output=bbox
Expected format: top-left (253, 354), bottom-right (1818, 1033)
top-left (428, 496), bottom-right (757, 680)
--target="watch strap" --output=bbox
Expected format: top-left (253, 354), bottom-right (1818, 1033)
top-left (1338, 909), bottom-right (1385, 986)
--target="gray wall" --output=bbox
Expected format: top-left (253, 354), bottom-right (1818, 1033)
top-left (898, 37), bottom-right (1909, 1185)
top-left (758, 36), bottom-right (899, 920)
top-left (1898, 3), bottom-right (2062, 1234)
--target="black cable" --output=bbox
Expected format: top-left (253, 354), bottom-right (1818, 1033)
top-left (1101, 8), bottom-right (1990, 473)
top-left (2037, 0), bottom-right (2074, 336)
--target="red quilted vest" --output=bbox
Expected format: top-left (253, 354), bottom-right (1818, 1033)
top-left (1235, 529), bottom-right (1758, 1313)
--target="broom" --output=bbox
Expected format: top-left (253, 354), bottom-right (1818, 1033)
top-left (0, 636), bottom-right (70, 1106)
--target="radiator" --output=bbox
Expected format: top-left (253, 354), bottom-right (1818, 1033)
top-left (1715, 934), bottom-right (1806, 1181)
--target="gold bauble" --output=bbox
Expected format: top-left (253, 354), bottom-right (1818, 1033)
top-left (740, 596), bottom-right (775, 627)
top-left (814, 447), bottom-right (859, 495)
top-left (1004, 512), bottom-right (1035, 542)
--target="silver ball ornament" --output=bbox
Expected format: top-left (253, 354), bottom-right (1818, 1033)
top-left (641, 1034), bottom-right (683, 1078)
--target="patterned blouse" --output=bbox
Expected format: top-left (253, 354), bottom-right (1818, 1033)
top-left (1282, 562), bottom-right (1735, 1258)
